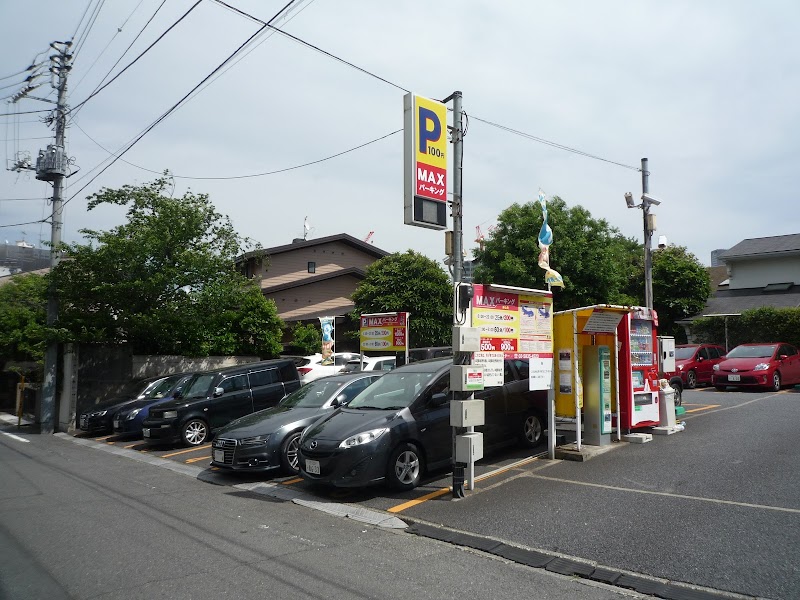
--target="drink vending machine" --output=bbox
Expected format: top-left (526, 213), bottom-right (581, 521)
top-left (617, 307), bottom-right (660, 430)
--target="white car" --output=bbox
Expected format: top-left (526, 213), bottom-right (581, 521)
top-left (340, 356), bottom-right (396, 373)
top-left (298, 352), bottom-right (362, 384)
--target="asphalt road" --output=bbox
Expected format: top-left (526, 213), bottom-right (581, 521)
top-left (3, 386), bottom-right (797, 599)
top-left (0, 422), bottom-right (645, 600)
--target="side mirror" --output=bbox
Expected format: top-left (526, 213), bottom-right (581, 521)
top-left (213, 387), bottom-right (225, 397)
top-left (173, 389), bottom-right (183, 399)
top-left (332, 393), bottom-right (349, 408)
top-left (696, 356), bottom-right (704, 362)
top-left (430, 392), bottom-right (448, 406)
top-left (779, 354), bottom-right (788, 361)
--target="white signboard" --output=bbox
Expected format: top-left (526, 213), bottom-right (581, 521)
top-left (529, 357), bottom-right (553, 391)
top-left (471, 352), bottom-right (504, 387)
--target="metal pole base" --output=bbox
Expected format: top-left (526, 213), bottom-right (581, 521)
top-left (452, 464), bottom-right (465, 498)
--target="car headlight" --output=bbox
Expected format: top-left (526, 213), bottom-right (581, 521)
top-left (240, 434), bottom-right (270, 446)
top-left (753, 363), bottom-right (769, 371)
top-left (162, 410), bottom-right (178, 419)
top-left (713, 364), bottom-right (720, 371)
top-left (126, 408), bottom-right (141, 420)
top-left (92, 410), bottom-right (107, 417)
top-left (677, 364), bottom-right (683, 371)
top-left (339, 428), bottom-right (388, 448)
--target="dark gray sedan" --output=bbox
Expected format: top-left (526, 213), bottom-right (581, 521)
top-left (210, 372), bottom-right (382, 475)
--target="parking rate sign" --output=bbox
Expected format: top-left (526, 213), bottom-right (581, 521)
top-left (404, 93), bottom-right (448, 230)
top-left (360, 313), bottom-right (408, 352)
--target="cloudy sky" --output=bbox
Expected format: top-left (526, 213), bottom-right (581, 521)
top-left (2, 1), bottom-right (799, 276)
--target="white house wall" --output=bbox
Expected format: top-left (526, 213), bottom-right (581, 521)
top-left (728, 255), bottom-right (800, 289)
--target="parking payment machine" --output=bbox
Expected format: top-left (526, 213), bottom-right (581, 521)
top-left (583, 345), bottom-right (613, 446)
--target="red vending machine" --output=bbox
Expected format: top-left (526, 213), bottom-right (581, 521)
top-left (618, 306), bottom-right (660, 430)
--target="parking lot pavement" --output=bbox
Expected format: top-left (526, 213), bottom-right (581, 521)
top-left (64, 388), bottom-right (799, 599)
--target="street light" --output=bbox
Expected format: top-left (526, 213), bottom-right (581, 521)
top-left (624, 158), bottom-right (662, 309)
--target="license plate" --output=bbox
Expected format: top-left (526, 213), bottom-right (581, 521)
top-left (143, 428), bottom-right (150, 437)
top-left (728, 374), bottom-right (741, 382)
top-left (213, 450), bottom-right (224, 463)
top-left (306, 459), bottom-right (320, 475)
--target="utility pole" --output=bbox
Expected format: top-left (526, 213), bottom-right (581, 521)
top-left (37, 41), bottom-right (72, 433)
top-left (641, 158), bottom-right (653, 310)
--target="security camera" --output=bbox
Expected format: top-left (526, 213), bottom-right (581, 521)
top-left (641, 192), bottom-right (662, 206)
top-left (624, 192), bottom-right (635, 208)
top-left (658, 235), bottom-right (668, 248)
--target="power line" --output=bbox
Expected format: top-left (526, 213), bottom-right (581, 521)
top-left (468, 115), bottom-right (640, 171)
top-left (0, 197), bottom-right (51, 202)
top-left (0, 219), bottom-right (48, 229)
top-left (69, 0), bottom-right (204, 116)
top-left (72, 0), bottom-right (108, 62)
top-left (74, 118), bottom-right (401, 179)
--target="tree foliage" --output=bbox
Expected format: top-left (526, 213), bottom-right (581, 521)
top-left (0, 273), bottom-right (49, 364)
top-left (289, 323), bottom-right (322, 355)
top-left (691, 307), bottom-right (800, 350)
top-left (350, 250), bottom-right (452, 348)
top-left (650, 245), bottom-right (711, 340)
top-left (473, 197), bottom-right (640, 309)
top-left (49, 176), bottom-right (283, 357)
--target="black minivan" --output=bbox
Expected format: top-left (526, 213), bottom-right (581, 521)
top-left (141, 359), bottom-right (300, 447)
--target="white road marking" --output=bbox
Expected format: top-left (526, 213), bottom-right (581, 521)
top-left (529, 474), bottom-right (800, 514)
top-left (1, 431), bottom-right (30, 443)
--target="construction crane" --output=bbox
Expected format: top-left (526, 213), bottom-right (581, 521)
top-left (363, 231), bottom-right (374, 244)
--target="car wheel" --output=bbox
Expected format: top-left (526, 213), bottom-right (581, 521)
top-left (770, 371), bottom-right (781, 392)
top-left (521, 413), bottom-right (544, 447)
top-left (181, 418), bottom-right (209, 446)
top-left (386, 443), bottom-right (423, 491)
top-left (670, 381), bottom-right (683, 407)
top-left (686, 370), bottom-right (697, 389)
top-left (280, 431), bottom-right (302, 475)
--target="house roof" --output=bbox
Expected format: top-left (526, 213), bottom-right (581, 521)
top-left (720, 233), bottom-right (800, 261)
top-left (240, 233), bottom-right (389, 263)
top-left (685, 286), bottom-right (800, 320)
top-left (262, 267), bottom-right (367, 294)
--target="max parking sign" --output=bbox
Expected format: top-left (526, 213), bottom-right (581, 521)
top-left (404, 93), bottom-right (448, 230)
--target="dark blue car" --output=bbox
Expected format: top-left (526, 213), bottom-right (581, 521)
top-left (112, 373), bottom-right (194, 438)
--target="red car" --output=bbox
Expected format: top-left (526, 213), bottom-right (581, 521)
top-left (665, 344), bottom-right (726, 389)
top-left (712, 343), bottom-right (800, 392)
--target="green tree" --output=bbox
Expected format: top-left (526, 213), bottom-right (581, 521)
top-left (651, 245), bottom-right (711, 340)
top-left (49, 176), bottom-right (283, 357)
top-left (289, 322), bottom-right (322, 355)
top-left (473, 197), bottom-right (640, 309)
top-left (0, 273), bottom-right (49, 363)
top-left (350, 250), bottom-right (452, 348)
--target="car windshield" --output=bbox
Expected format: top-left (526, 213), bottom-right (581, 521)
top-left (675, 347), bottom-right (697, 360)
top-left (726, 345), bottom-right (776, 359)
top-left (142, 375), bottom-right (183, 399)
top-left (183, 374), bottom-right (215, 399)
top-left (347, 371), bottom-right (435, 410)
top-left (280, 379), bottom-right (345, 408)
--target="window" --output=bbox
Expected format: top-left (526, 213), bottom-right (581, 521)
top-left (219, 374), bottom-right (248, 393)
top-left (698, 348), bottom-right (710, 360)
top-left (248, 368), bottom-right (277, 388)
top-left (307, 261), bottom-right (316, 273)
top-left (707, 347), bottom-right (720, 359)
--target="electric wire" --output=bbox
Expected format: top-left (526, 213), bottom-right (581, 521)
top-left (69, 0), bottom-right (203, 117)
top-left (70, 0), bottom-right (168, 120)
top-left (61, 16), bottom-right (276, 209)
top-left (74, 118), bottom-right (401, 179)
top-left (0, 197), bottom-right (50, 202)
top-left (0, 219), bottom-right (47, 229)
top-left (70, 0), bottom-right (96, 43)
top-left (70, 0), bottom-right (148, 93)
top-left (72, 0), bottom-right (108, 62)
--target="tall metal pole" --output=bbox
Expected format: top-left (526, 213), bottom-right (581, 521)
top-left (641, 157), bottom-right (653, 310)
top-left (451, 91), bottom-right (464, 284)
top-left (40, 42), bottom-right (71, 434)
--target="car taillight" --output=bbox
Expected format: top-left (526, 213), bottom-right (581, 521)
top-left (298, 367), bottom-right (313, 376)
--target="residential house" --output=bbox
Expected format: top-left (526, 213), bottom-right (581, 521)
top-left (239, 233), bottom-right (389, 327)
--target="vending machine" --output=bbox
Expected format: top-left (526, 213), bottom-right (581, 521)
top-left (617, 307), bottom-right (660, 430)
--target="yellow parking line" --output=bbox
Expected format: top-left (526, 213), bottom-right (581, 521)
top-left (161, 444), bottom-right (211, 458)
top-left (388, 454), bottom-right (547, 514)
top-left (282, 477), bottom-right (303, 485)
top-left (683, 404), bottom-right (721, 413)
top-left (96, 435), bottom-right (113, 441)
top-left (185, 456), bottom-right (209, 464)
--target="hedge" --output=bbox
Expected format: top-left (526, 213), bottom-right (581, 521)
top-left (689, 307), bottom-right (800, 350)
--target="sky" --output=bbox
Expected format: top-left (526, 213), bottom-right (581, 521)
top-left (2, 0), bottom-right (799, 275)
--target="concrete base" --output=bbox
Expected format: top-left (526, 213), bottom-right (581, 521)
top-left (554, 441), bottom-right (625, 462)
top-left (651, 426), bottom-right (681, 435)
top-left (622, 433), bottom-right (653, 444)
